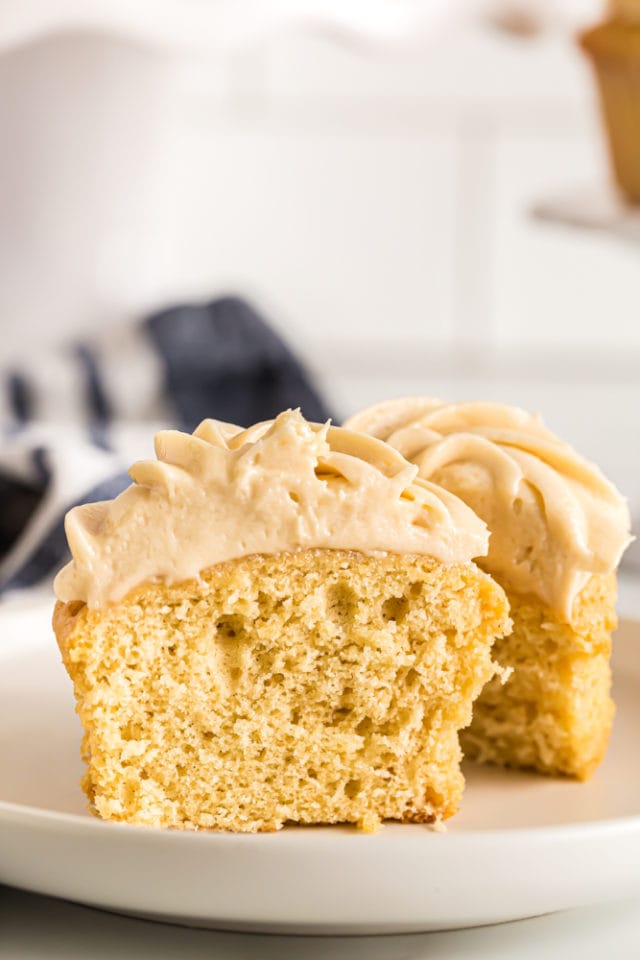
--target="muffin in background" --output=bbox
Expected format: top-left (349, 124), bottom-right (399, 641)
top-left (580, 2), bottom-right (640, 203)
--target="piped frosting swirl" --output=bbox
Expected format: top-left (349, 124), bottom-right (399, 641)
top-left (54, 409), bottom-right (489, 608)
top-left (345, 398), bottom-right (632, 620)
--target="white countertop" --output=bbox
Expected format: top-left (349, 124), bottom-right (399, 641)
top-left (1, 886), bottom-right (639, 959)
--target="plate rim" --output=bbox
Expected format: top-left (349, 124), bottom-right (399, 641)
top-left (1, 795), bottom-right (639, 844)
top-left (3, 612), bottom-right (640, 932)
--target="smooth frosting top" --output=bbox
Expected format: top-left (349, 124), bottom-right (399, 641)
top-left (54, 409), bottom-right (489, 608)
top-left (346, 398), bottom-right (632, 620)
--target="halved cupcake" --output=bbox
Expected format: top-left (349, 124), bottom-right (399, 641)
top-left (53, 410), bottom-right (509, 832)
top-left (346, 399), bottom-right (632, 780)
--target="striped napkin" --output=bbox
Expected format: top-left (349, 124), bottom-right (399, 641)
top-left (0, 296), bottom-right (332, 596)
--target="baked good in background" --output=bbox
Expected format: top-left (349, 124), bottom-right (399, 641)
top-left (346, 399), bottom-right (632, 780)
top-left (580, 1), bottom-right (640, 203)
top-left (53, 410), bottom-right (509, 832)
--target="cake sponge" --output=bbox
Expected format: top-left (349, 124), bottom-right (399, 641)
top-left (54, 549), bottom-right (509, 832)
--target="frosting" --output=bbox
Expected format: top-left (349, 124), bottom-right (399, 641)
top-left (345, 399), bottom-right (632, 620)
top-left (55, 409), bottom-right (489, 608)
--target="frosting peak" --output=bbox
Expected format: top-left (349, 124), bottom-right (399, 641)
top-left (54, 410), bottom-right (489, 608)
top-left (345, 399), bottom-right (632, 620)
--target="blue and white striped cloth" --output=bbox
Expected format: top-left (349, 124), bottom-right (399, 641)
top-left (0, 297), bottom-right (332, 597)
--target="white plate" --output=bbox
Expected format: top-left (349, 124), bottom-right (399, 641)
top-left (1, 600), bottom-right (639, 935)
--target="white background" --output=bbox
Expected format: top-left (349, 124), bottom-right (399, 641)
top-left (0, 15), bottom-right (638, 520)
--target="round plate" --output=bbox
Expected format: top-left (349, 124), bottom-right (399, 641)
top-left (1, 599), bottom-right (639, 935)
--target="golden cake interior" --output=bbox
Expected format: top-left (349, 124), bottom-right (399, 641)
top-left (343, 398), bottom-right (630, 781)
top-left (54, 548), bottom-right (509, 832)
top-left (461, 573), bottom-right (617, 781)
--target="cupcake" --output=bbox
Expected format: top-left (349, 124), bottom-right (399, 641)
top-left (580, 2), bottom-right (640, 203)
top-left (346, 399), bottom-right (632, 780)
top-left (53, 410), bottom-right (509, 832)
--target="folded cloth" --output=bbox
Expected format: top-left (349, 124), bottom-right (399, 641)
top-left (0, 296), bottom-right (333, 596)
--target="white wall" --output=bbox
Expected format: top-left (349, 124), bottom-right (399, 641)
top-left (0, 22), bottom-right (638, 510)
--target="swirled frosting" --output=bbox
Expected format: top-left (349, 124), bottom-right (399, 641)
top-left (346, 399), bottom-right (632, 620)
top-left (54, 409), bottom-right (489, 608)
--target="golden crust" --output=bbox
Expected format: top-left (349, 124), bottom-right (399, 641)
top-left (53, 549), bottom-right (509, 832)
top-left (53, 599), bottom-right (83, 662)
top-left (580, 23), bottom-right (640, 202)
top-left (580, 21), bottom-right (640, 60)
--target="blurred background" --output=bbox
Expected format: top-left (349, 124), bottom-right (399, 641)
top-left (1, 0), bottom-right (639, 584)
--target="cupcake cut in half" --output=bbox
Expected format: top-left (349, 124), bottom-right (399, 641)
top-left (53, 410), bottom-right (510, 832)
top-left (346, 399), bottom-right (632, 781)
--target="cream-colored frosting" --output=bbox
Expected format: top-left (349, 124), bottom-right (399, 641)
top-left (345, 399), bottom-right (632, 621)
top-left (54, 409), bottom-right (489, 608)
